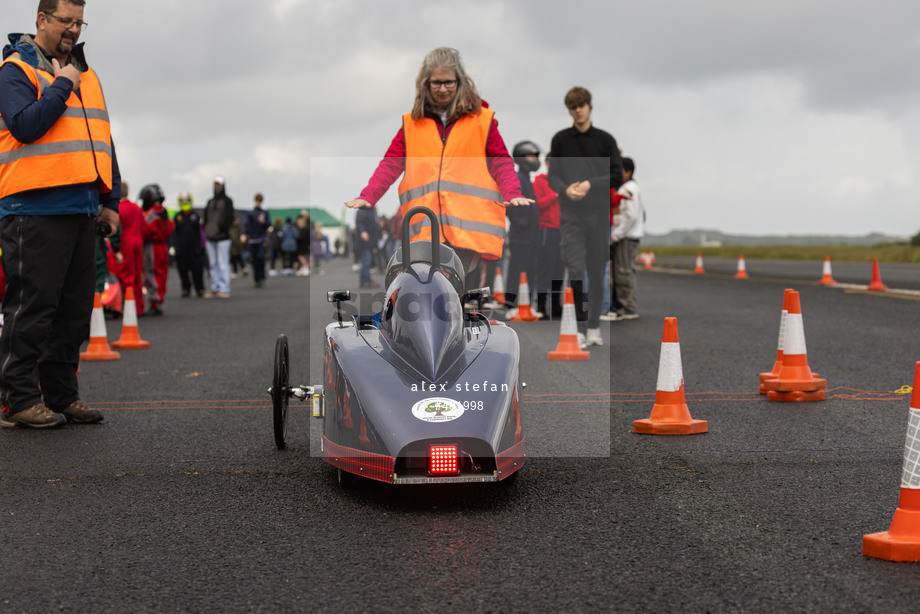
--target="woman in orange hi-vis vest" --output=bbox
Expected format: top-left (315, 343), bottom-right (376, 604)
top-left (345, 47), bottom-right (532, 289)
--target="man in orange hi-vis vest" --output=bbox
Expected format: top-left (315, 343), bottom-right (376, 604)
top-left (346, 47), bottom-right (532, 290)
top-left (0, 0), bottom-right (121, 429)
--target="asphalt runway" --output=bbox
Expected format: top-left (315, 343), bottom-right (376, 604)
top-left (3, 256), bottom-right (920, 612)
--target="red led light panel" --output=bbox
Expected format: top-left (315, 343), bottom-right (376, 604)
top-left (429, 445), bottom-right (459, 474)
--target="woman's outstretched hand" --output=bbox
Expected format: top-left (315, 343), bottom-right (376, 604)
top-left (345, 198), bottom-right (372, 209)
top-left (504, 197), bottom-right (535, 207)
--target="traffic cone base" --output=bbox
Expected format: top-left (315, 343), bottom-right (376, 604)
top-left (767, 389), bottom-right (826, 402)
top-left (863, 490), bottom-right (920, 561)
top-left (634, 388), bottom-right (709, 435)
top-left (79, 340), bottom-right (120, 361)
top-left (548, 335), bottom-right (590, 360)
top-left (634, 418), bottom-right (709, 435)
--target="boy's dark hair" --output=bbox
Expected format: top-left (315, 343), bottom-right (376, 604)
top-left (564, 86), bottom-right (592, 110)
top-left (622, 157), bottom-right (635, 177)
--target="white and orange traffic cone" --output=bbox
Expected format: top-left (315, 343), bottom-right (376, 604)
top-left (80, 293), bottom-right (120, 361)
top-left (491, 267), bottom-right (506, 306)
top-left (818, 256), bottom-right (836, 286)
top-left (510, 273), bottom-right (539, 322)
top-left (111, 286), bottom-right (150, 349)
top-left (633, 317), bottom-right (708, 435)
top-left (863, 362), bottom-right (920, 561)
top-left (867, 257), bottom-right (888, 291)
top-left (734, 255), bottom-right (749, 279)
top-left (762, 290), bottom-right (826, 401)
top-left (548, 287), bottom-right (590, 361)
top-left (693, 253), bottom-right (705, 274)
top-left (643, 252), bottom-right (655, 270)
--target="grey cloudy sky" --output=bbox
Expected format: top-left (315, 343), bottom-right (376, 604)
top-left (9, 0), bottom-right (919, 236)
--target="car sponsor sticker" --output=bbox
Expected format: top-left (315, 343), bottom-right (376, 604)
top-left (411, 397), bottom-right (465, 423)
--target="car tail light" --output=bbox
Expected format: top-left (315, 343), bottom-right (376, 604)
top-left (429, 444), bottom-right (459, 474)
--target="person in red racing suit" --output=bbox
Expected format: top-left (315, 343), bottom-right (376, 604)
top-left (115, 183), bottom-right (146, 314)
top-left (139, 184), bottom-right (174, 315)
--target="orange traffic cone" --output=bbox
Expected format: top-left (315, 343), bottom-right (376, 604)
top-left (693, 253), bottom-right (705, 274)
top-left (762, 290), bottom-right (826, 401)
top-left (112, 286), bottom-right (150, 349)
top-left (510, 273), bottom-right (539, 322)
top-left (734, 255), bottom-right (749, 279)
top-left (867, 257), bottom-right (888, 291)
top-left (633, 317), bottom-right (708, 435)
top-left (863, 362), bottom-right (920, 561)
top-left (818, 256), bottom-right (836, 286)
top-left (491, 267), bottom-right (505, 306)
top-left (642, 252), bottom-right (655, 270)
top-left (80, 292), bottom-right (120, 361)
top-left (759, 289), bottom-right (821, 395)
top-left (548, 287), bottom-right (590, 360)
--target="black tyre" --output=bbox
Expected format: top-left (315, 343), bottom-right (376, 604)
top-left (272, 334), bottom-right (289, 449)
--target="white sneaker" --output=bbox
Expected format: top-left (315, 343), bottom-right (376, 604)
top-left (505, 307), bottom-right (518, 321)
top-left (577, 332), bottom-right (587, 350)
top-left (599, 311), bottom-right (618, 321)
top-left (586, 328), bottom-right (604, 346)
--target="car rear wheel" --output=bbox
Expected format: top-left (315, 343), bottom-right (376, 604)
top-left (272, 334), bottom-right (289, 449)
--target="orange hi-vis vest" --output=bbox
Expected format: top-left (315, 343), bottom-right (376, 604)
top-left (0, 54), bottom-right (113, 199)
top-left (398, 109), bottom-right (505, 260)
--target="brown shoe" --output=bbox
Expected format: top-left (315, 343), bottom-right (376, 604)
top-left (59, 400), bottom-right (104, 424)
top-left (1, 403), bottom-right (66, 429)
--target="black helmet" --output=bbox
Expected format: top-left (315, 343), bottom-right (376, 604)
top-left (139, 184), bottom-right (165, 211)
top-left (512, 140), bottom-right (541, 172)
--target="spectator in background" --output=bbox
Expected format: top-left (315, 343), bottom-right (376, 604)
top-left (608, 157), bottom-right (644, 320)
top-left (114, 182), bottom-right (146, 313)
top-left (505, 140), bottom-right (542, 318)
top-left (280, 217), bottom-right (298, 275)
top-left (203, 176), bottom-right (234, 298)
top-left (533, 156), bottom-right (565, 319)
top-left (242, 193), bottom-right (271, 288)
top-left (295, 214), bottom-right (311, 276)
top-left (355, 206), bottom-right (380, 287)
top-left (173, 193), bottom-right (205, 297)
top-left (139, 184), bottom-right (174, 315)
top-left (310, 221), bottom-right (326, 276)
top-left (229, 214), bottom-right (246, 279)
top-left (268, 217), bottom-right (283, 275)
top-left (549, 86), bottom-right (623, 348)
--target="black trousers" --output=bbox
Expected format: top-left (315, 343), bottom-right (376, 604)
top-left (0, 214), bottom-right (95, 412)
top-left (560, 214), bottom-right (609, 332)
top-left (176, 247), bottom-right (205, 293)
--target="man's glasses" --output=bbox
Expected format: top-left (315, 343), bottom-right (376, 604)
top-left (44, 13), bottom-right (88, 31)
top-left (429, 80), bottom-right (458, 91)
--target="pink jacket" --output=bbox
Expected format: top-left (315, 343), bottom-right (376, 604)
top-left (358, 102), bottom-right (522, 206)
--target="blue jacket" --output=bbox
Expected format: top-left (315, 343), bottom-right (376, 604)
top-left (0, 34), bottom-right (121, 219)
top-left (243, 208), bottom-right (271, 245)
